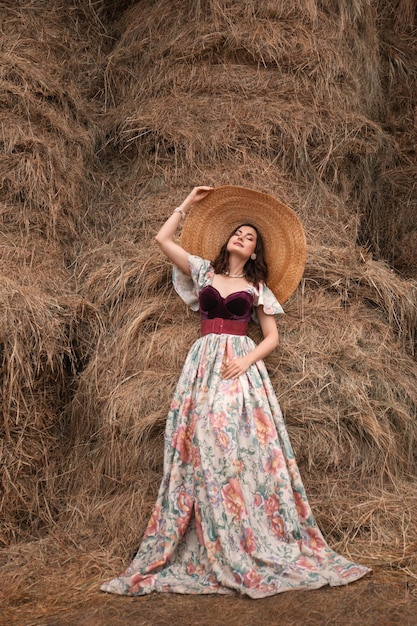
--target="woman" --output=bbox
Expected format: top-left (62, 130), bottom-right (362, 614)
top-left (100, 185), bottom-right (370, 598)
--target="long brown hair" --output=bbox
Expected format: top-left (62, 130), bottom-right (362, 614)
top-left (212, 223), bottom-right (268, 285)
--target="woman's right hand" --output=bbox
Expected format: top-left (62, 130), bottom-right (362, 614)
top-left (178, 186), bottom-right (213, 215)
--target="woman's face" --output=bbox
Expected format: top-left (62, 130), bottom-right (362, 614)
top-left (226, 225), bottom-right (257, 259)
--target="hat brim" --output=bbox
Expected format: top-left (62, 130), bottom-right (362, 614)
top-left (179, 185), bottom-right (306, 303)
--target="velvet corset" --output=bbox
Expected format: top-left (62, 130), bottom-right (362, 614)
top-left (198, 285), bottom-right (253, 322)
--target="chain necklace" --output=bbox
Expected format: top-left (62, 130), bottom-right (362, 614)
top-left (223, 271), bottom-right (246, 278)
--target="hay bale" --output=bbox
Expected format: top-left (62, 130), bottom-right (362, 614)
top-left (0, 1), bottom-right (100, 245)
top-left (99, 0), bottom-right (417, 273)
top-left (0, 242), bottom-right (72, 543)
top-left (0, 0), bottom-right (105, 542)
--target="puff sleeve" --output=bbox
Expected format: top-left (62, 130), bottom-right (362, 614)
top-left (172, 255), bottom-right (212, 311)
top-left (252, 282), bottom-right (284, 321)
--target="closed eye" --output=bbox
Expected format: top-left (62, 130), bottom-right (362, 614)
top-left (235, 230), bottom-right (255, 241)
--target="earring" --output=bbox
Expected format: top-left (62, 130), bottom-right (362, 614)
top-left (250, 253), bottom-right (257, 260)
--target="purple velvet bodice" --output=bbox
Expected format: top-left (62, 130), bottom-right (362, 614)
top-left (199, 285), bottom-right (253, 322)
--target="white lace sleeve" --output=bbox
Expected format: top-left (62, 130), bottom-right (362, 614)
top-left (172, 255), bottom-right (213, 311)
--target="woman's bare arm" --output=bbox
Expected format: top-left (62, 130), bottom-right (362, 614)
top-left (155, 186), bottom-right (213, 274)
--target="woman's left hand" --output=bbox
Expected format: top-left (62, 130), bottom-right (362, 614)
top-left (221, 355), bottom-right (252, 380)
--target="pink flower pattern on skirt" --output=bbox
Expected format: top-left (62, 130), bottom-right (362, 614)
top-left (100, 256), bottom-right (370, 598)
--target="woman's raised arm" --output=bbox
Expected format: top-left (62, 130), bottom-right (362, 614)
top-left (155, 186), bottom-right (213, 275)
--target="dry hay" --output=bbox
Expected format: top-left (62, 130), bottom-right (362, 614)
top-left (1, 0), bottom-right (417, 624)
top-left (348, 0), bottom-right (417, 271)
top-left (0, 0), bottom-right (103, 545)
top-left (0, 233), bottom-right (102, 545)
top-left (0, 0), bottom-right (107, 244)
top-left (101, 0), bottom-right (417, 269)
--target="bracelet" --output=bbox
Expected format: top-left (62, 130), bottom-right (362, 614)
top-left (173, 207), bottom-right (186, 219)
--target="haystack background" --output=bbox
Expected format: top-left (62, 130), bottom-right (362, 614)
top-left (1, 1), bottom-right (417, 624)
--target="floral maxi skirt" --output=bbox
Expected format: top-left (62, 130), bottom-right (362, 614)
top-left (100, 333), bottom-right (370, 598)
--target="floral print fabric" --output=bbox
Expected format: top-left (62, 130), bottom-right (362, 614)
top-left (100, 256), bottom-right (370, 598)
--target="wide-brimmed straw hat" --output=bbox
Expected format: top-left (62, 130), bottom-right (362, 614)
top-left (180, 185), bottom-right (306, 303)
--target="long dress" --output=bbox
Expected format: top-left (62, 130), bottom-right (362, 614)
top-left (100, 255), bottom-right (370, 598)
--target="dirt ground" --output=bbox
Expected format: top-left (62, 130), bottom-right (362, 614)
top-left (5, 567), bottom-right (417, 626)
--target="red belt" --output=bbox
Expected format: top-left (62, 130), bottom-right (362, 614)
top-left (201, 318), bottom-right (248, 337)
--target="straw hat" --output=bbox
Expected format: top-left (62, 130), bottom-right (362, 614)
top-left (179, 185), bottom-right (306, 303)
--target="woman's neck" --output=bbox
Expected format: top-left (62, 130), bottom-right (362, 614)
top-left (226, 257), bottom-right (246, 277)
